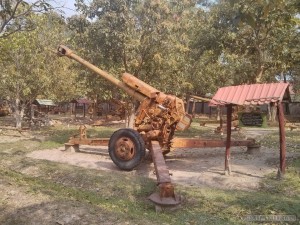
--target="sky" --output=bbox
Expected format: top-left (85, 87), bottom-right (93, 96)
top-left (27, 0), bottom-right (78, 17)
top-left (52, 0), bottom-right (78, 17)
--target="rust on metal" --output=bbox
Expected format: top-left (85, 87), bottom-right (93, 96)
top-left (79, 125), bottom-right (87, 139)
top-left (122, 73), bottom-right (160, 99)
top-left (148, 142), bottom-right (181, 206)
top-left (57, 45), bottom-right (189, 207)
top-left (57, 45), bottom-right (146, 102)
top-left (114, 136), bottom-right (136, 161)
top-left (58, 45), bottom-right (289, 209)
top-left (57, 45), bottom-right (191, 156)
top-left (171, 138), bottom-right (255, 148)
top-left (65, 125), bottom-right (109, 149)
top-left (149, 142), bottom-right (172, 184)
top-left (67, 137), bottom-right (110, 146)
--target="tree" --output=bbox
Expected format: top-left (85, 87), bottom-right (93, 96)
top-left (68, 0), bottom-right (200, 99)
top-left (0, 13), bottom-right (80, 128)
top-left (218, 0), bottom-right (299, 83)
top-left (0, 0), bottom-right (54, 37)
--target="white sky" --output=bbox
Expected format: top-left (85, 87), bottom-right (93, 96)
top-left (27, 0), bottom-right (78, 17)
top-left (51, 0), bottom-right (77, 17)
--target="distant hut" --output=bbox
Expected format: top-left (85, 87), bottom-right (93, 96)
top-left (33, 99), bottom-right (56, 114)
top-left (70, 98), bottom-right (92, 118)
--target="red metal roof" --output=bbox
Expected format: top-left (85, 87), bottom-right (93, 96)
top-left (210, 83), bottom-right (289, 106)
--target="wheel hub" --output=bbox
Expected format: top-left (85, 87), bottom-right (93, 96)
top-left (115, 137), bottom-right (136, 160)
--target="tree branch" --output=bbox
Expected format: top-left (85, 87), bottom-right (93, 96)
top-left (0, 0), bottom-right (22, 33)
top-left (0, 0), bottom-right (54, 37)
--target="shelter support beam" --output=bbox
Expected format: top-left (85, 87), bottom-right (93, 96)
top-left (225, 105), bottom-right (232, 175)
top-left (277, 101), bottom-right (286, 178)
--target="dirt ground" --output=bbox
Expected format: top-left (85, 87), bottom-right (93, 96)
top-left (27, 127), bottom-right (299, 192)
top-left (1, 123), bottom-right (300, 224)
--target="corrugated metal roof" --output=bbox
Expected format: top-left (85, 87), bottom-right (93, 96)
top-left (34, 99), bottom-right (56, 106)
top-left (210, 83), bottom-right (289, 106)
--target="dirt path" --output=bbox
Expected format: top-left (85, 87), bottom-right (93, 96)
top-left (27, 143), bottom-right (296, 192)
top-left (26, 126), bottom-right (300, 191)
top-left (2, 126), bottom-right (299, 224)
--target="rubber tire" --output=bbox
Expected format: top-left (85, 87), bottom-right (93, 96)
top-left (108, 128), bottom-right (145, 171)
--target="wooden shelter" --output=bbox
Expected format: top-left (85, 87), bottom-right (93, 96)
top-left (33, 99), bottom-right (56, 114)
top-left (210, 83), bottom-right (290, 177)
top-left (70, 98), bottom-right (92, 118)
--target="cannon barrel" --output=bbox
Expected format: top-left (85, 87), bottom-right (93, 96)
top-left (122, 73), bottom-right (167, 100)
top-left (57, 45), bottom-right (146, 102)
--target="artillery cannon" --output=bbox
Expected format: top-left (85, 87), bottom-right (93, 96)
top-left (58, 45), bottom-right (191, 166)
top-left (58, 45), bottom-right (192, 206)
top-left (58, 46), bottom-right (258, 209)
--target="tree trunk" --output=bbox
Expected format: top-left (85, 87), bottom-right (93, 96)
top-left (125, 101), bottom-right (137, 128)
top-left (269, 103), bottom-right (277, 122)
top-left (255, 65), bottom-right (264, 83)
top-left (268, 104), bottom-right (271, 121)
top-left (254, 44), bottom-right (265, 83)
top-left (13, 98), bottom-right (24, 129)
top-left (93, 98), bottom-right (98, 118)
top-left (185, 95), bottom-right (190, 113)
top-left (192, 100), bottom-right (196, 118)
top-left (216, 106), bottom-right (221, 121)
top-left (30, 101), bottom-right (34, 120)
top-left (127, 111), bottom-right (135, 128)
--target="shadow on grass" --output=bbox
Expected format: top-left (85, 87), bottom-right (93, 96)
top-left (1, 151), bottom-right (299, 225)
top-left (0, 199), bottom-right (140, 225)
top-left (228, 190), bottom-right (300, 223)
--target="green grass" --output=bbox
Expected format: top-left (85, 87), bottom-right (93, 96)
top-left (0, 157), bottom-right (299, 224)
top-left (260, 129), bottom-right (300, 153)
top-left (0, 123), bottom-right (299, 224)
top-left (29, 125), bottom-right (118, 149)
top-left (261, 158), bottom-right (300, 196)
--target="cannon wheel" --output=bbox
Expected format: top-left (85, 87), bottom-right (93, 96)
top-left (108, 128), bottom-right (145, 171)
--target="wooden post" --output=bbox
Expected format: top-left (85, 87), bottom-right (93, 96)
top-left (277, 101), bottom-right (286, 178)
top-left (201, 101), bottom-right (205, 114)
top-left (83, 103), bottom-right (86, 118)
top-left (192, 100), bottom-right (196, 118)
top-left (225, 104), bottom-right (232, 175)
top-left (186, 95), bottom-right (190, 113)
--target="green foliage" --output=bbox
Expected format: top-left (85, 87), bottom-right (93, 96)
top-left (0, 0), bottom-right (299, 128)
top-left (65, 0), bottom-right (300, 97)
top-left (216, 0), bottom-right (299, 83)
top-left (0, 12), bottom-right (83, 127)
top-left (0, 0), bottom-right (53, 37)
top-left (68, 0), bottom-right (198, 99)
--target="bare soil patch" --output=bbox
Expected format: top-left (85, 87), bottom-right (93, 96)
top-left (27, 127), bottom-right (299, 191)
